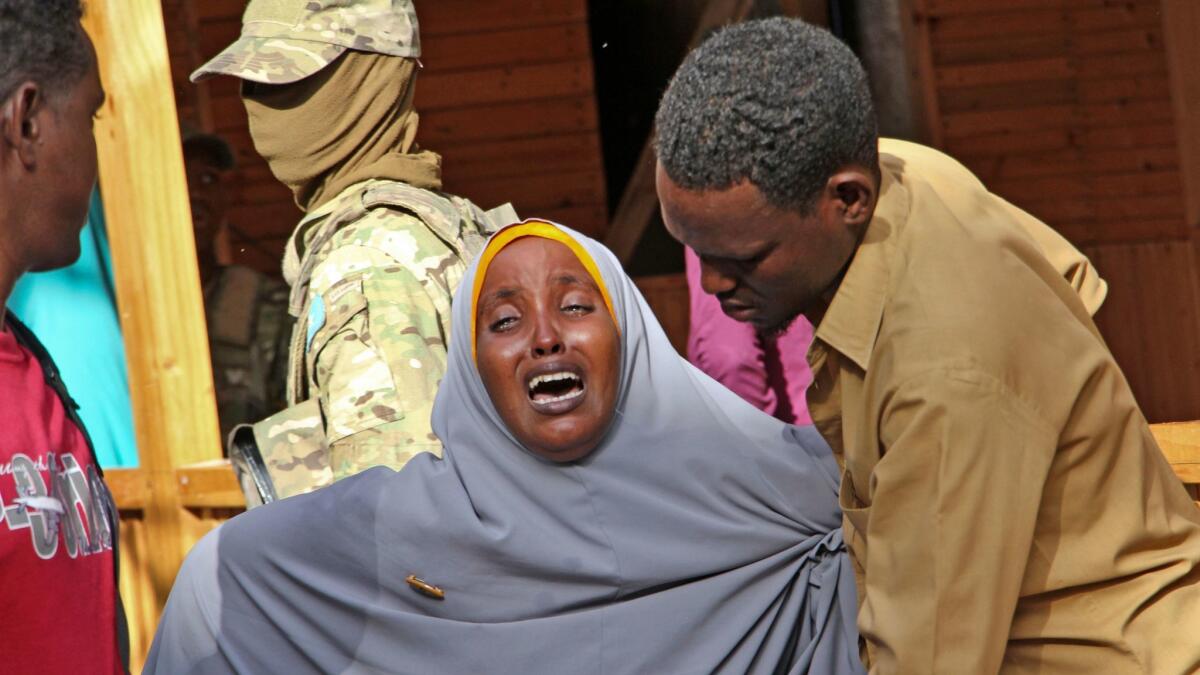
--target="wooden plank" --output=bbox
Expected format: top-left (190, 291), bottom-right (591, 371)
top-left (935, 27), bottom-right (1163, 67)
top-left (934, 32), bottom-right (1068, 66)
top-left (83, 0), bottom-right (224, 666)
top-left (1075, 52), bottom-right (1167, 79)
top-left (1161, 0), bottom-right (1200, 227)
top-left (1078, 75), bottom-right (1172, 103)
top-left (420, 95), bottom-right (599, 147)
top-left (419, 0), bottom-right (587, 36)
top-left (939, 80), bottom-right (1076, 115)
top-left (942, 100), bottom-right (1174, 139)
top-left (931, 2), bottom-right (1162, 45)
top-left (440, 132), bottom-right (604, 183)
top-left (421, 22), bottom-right (591, 73)
top-left (177, 460), bottom-right (245, 509)
top-left (1070, 3), bottom-right (1165, 32)
top-left (193, 0), bottom-right (244, 21)
top-left (534, 204), bottom-right (609, 238)
top-left (948, 123), bottom-right (1175, 159)
top-left (932, 9), bottom-right (1068, 44)
top-left (105, 468), bottom-right (150, 510)
top-left (936, 57), bottom-right (1073, 89)
top-left (957, 147), bottom-right (1179, 180)
top-left (1057, 218), bottom-right (1188, 246)
top-left (1009, 192), bottom-right (1184, 224)
top-left (456, 169), bottom-right (607, 214)
top-left (990, 171), bottom-right (1182, 202)
top-left (418, 60), bottom-right (594, 111)
top-left (1153, 421), bottom-right (1200, 473)
top-left (926, 0), bottom-right (1160, 15)
top-left (945, 129), bottom-right (1072, 158)
top-left (906, 0), bottom-right (944, 146)
top-left (1074, 26), bottom-right (1164, 55)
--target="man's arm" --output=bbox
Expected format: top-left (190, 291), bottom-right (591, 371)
top-left (306, 246), bottom-right (447, 482)
top-left (854, 367), bottom-right (1056, 674)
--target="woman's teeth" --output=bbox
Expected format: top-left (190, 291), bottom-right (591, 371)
top-left (528, 371), bottom-right (584, 402)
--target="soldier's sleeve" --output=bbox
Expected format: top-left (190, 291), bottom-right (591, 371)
top-left (305, 244), bottom-right (448, 482)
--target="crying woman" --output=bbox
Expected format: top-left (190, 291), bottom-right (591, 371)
top-left (145, 221), bottom-right (865, 675)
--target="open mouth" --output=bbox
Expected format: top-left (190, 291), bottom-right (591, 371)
top-left (525, 366), bottom-right (586, 414)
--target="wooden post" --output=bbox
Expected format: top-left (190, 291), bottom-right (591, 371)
top-left (81, 0), bottom-right (222, 627)
top-left (1162, 0), bottom-right (1200, 228)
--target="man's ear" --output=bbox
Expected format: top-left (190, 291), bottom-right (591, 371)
top-left (826, 168), bottom-right (877, 229)
top-left (0, 82), bottom-right (44, 171)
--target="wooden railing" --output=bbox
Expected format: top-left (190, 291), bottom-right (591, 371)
top-left (109, 421), bottom-right (1200, 672)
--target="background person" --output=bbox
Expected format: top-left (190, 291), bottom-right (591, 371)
top-left (0, 1), bottom-right (129, 671)
top-left (191, 0), bottom-right (515, 497)
top-left (655, 18), bottom-right (1200, 673)
top-left (183, 128), bottom-right (291, 442)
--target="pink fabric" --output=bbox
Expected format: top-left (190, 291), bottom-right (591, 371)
top-left (685, 247), bottom-right (814, 424)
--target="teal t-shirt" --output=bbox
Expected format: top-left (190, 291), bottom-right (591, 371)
top-left (10, 189), bottom-right (138, 468)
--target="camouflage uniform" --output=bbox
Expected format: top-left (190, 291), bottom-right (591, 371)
top-left (204, 265), bottom-right (292, 442)
top-left (193, 0), bottom-right (517, 500)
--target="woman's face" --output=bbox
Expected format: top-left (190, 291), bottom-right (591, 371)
top-left (475, 237), bottom-right (620, 462)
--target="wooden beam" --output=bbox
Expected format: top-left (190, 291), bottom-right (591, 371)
top-left (82, 0), bottom-right (222, 623)
top-left (605, 0), bottom-right (755, 265)
top-left (901, 0), bottom-right (944, 147)
top-left (177, 460), bottom-right (251, 509)
top-left (1161, 0), bottom-right (1200, 227)
top-left (778, 0), bottom-right (829, 23)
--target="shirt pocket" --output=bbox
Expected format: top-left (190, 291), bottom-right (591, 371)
top-left (306, 278), bottom-right (406, 443)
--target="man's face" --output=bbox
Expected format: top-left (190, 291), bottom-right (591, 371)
top-left (184, 148), bottom-right (228, 264)
top-left (24, 37), bottom-right (104, 272)
top-left (656, 162), bottom-right (861, 334)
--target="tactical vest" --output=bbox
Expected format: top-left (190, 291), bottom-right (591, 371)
top-left (235, 182), bottom-right (515, 505)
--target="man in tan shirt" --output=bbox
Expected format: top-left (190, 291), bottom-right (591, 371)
top-left (655, 18), bottom-right (1200, 674)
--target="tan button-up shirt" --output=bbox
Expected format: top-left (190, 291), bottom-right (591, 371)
top-left (809, 139), bottom-right (1200, 674)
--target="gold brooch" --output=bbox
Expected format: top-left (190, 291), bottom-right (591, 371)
top-left (405, 574), bottom-right (445, 600)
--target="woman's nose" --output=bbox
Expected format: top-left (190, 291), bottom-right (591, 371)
top-left (531, 316), bottom-right (564, 357)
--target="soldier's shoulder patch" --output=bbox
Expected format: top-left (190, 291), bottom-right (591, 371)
top-left (306, 294), bottom-right (326, 351)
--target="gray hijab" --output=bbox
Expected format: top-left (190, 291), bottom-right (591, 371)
top-left (145, 223), bottom-right (863, 674)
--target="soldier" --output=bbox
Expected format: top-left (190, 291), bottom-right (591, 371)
top-left (191, 0), bottom-right (516, 499)
top-left (183, 129), bottom-right (291, 442)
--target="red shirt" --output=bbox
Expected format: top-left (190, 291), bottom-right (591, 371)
top-left (0, 325), bottom-right (122, 673)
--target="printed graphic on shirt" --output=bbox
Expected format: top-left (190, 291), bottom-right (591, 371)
top-left (0, 452), bottom-right (114, 560)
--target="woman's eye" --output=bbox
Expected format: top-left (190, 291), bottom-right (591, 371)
top-left (489, 316), bottom-right (518, 332)
top-left (562, 303), bottom-right (593, 315)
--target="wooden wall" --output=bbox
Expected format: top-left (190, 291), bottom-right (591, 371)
top-left (163, 0), bottom-right (608, 274)
top-left (915, 0), bottom-right (1200, 422)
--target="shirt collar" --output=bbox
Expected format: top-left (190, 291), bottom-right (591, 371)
top-left (811, 163), bottom-right (909, 372)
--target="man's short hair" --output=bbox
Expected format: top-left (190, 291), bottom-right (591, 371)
top-left (655, 18), bottom-right (879, 213)
top-left (0, 0), bottom-right (90, 104)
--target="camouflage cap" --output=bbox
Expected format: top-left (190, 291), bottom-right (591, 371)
top-left (190, 0), bottom-right (420, 84)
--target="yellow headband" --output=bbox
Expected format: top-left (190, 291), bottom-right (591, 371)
top-left (471, 220), bottom-right (618, 360)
